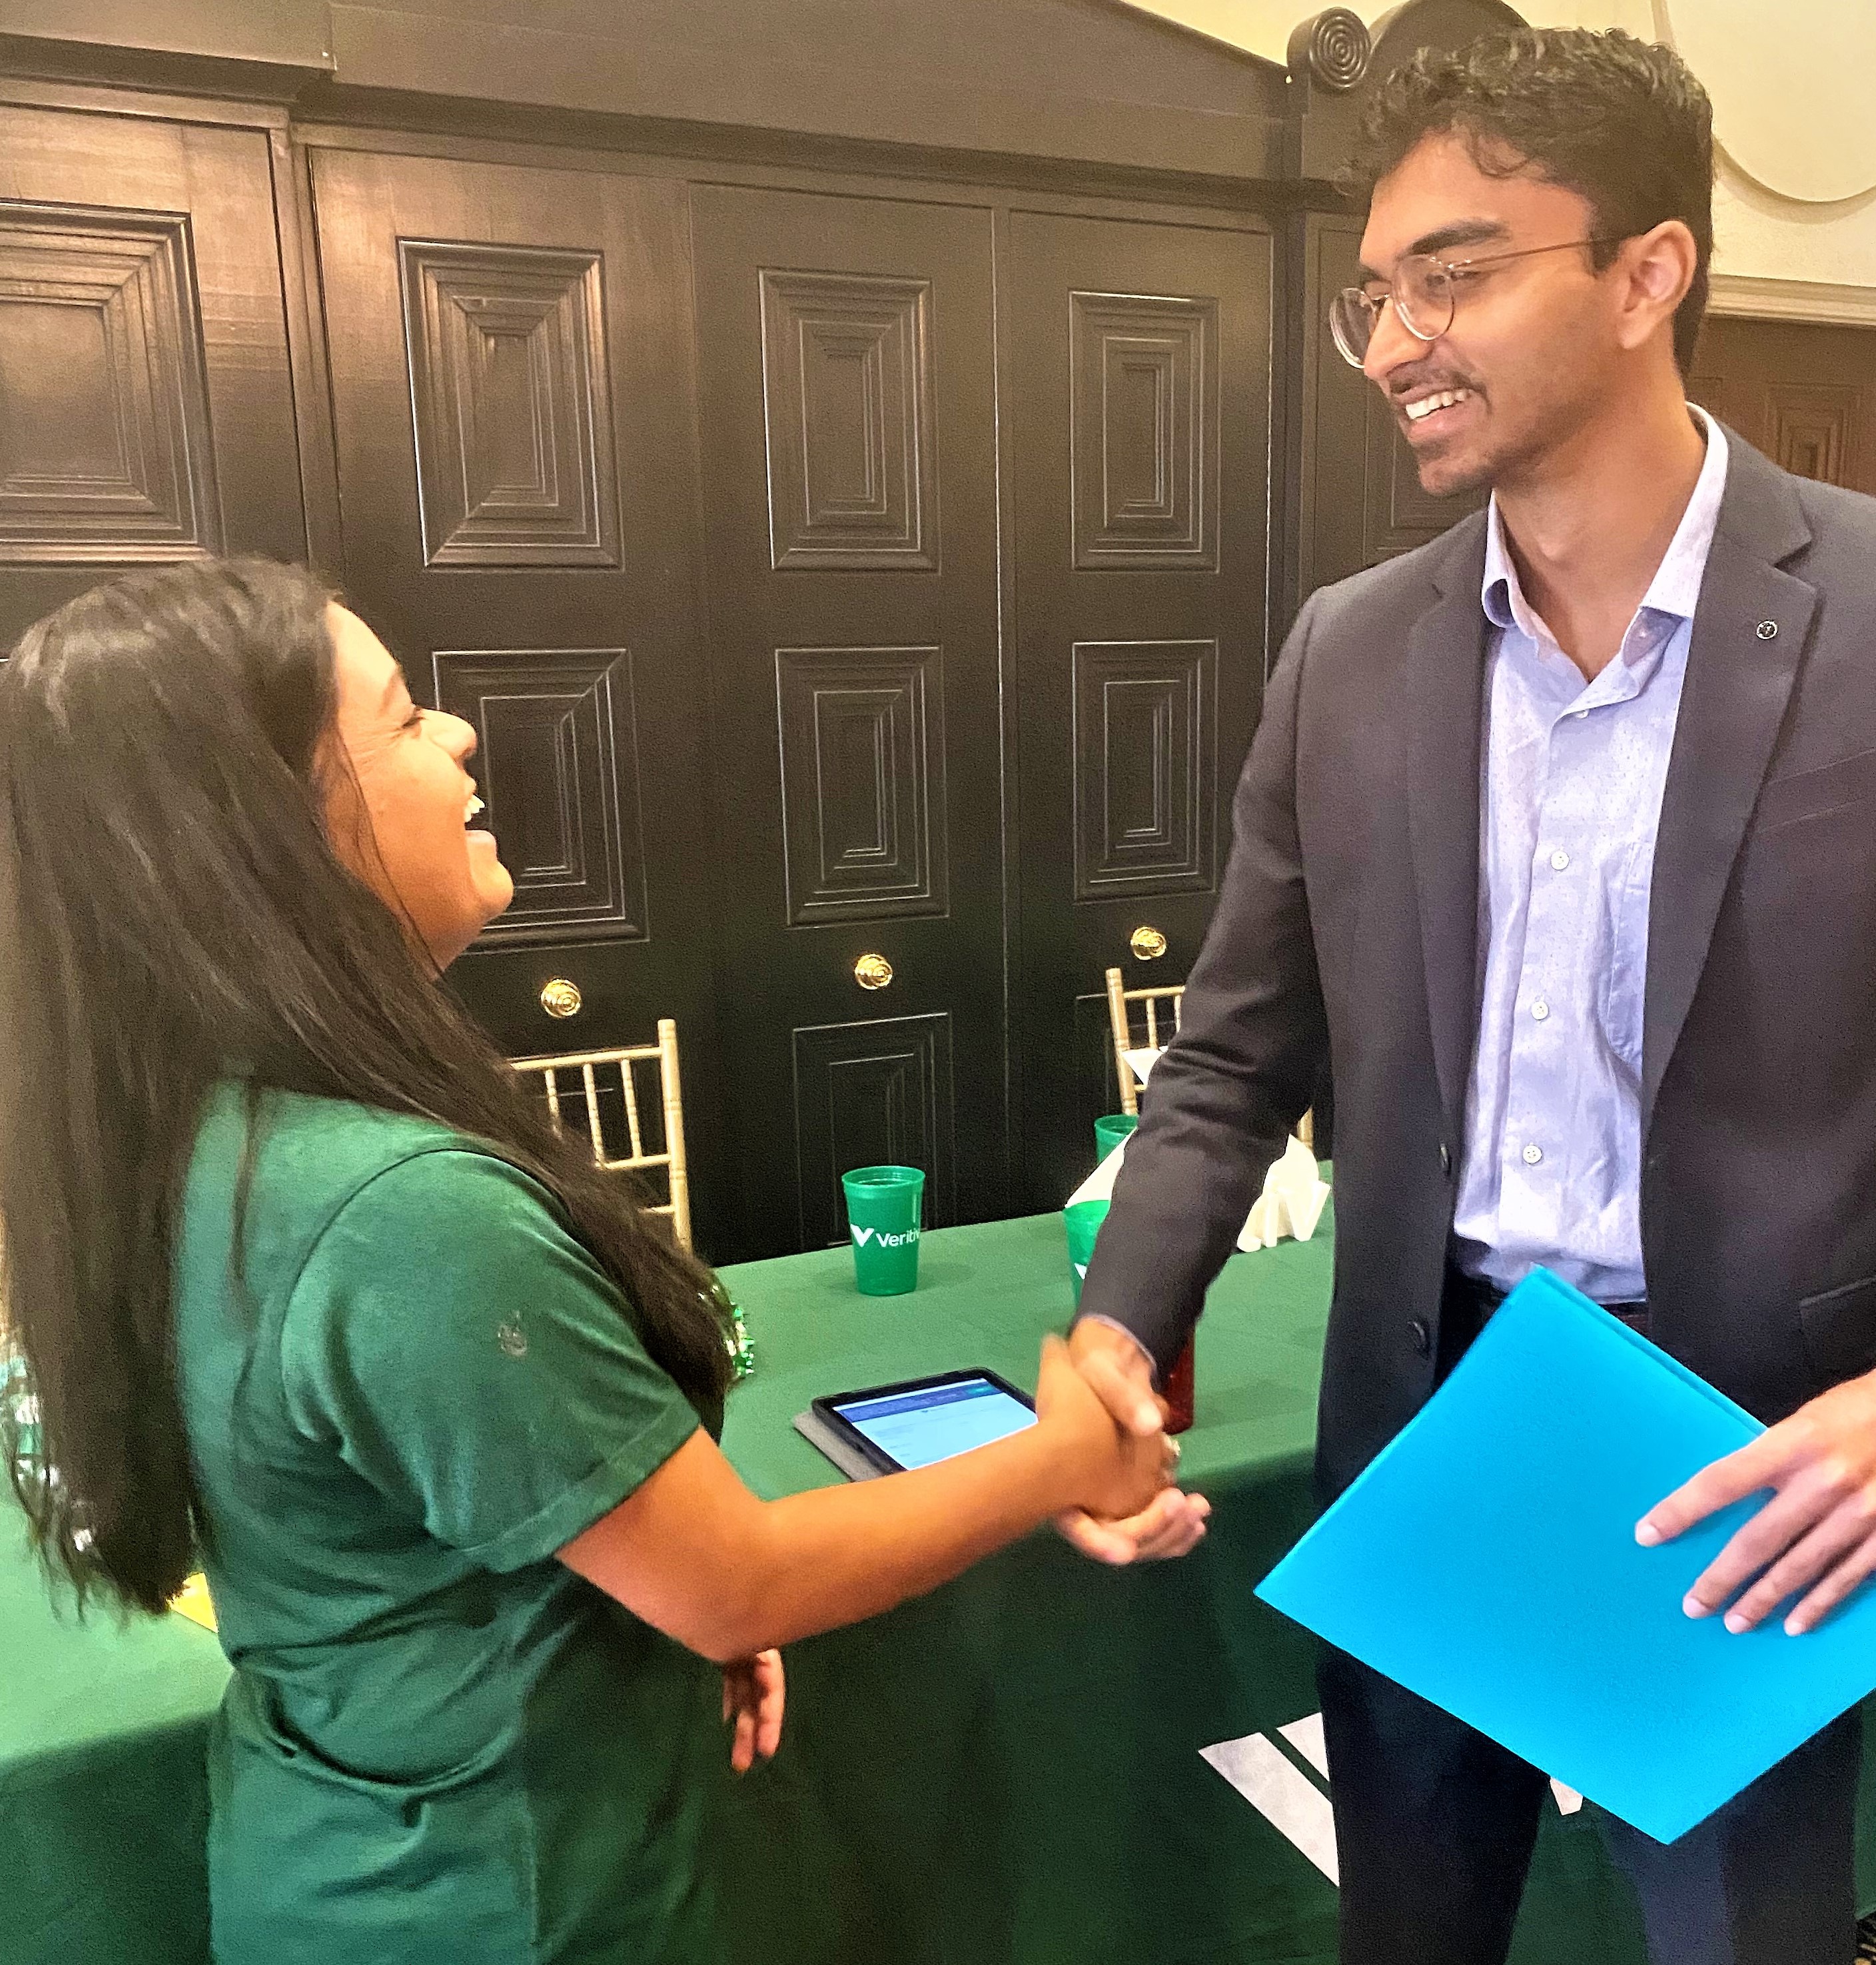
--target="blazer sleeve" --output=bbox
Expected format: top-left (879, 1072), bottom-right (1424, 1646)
top-left (1073, 591), bottom-right (1330, 1378)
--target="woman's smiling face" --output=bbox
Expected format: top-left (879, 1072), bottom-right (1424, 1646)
top-left (320, 602), bottom-right (514, 968)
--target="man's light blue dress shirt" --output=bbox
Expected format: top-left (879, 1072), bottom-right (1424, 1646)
top-left (1452, 407), bottom-right (1730, 1302)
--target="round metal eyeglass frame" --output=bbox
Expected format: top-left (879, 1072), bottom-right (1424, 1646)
top-left (1329, 237), bottom-right (1622, 368)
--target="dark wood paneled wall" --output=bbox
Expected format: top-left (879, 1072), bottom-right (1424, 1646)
top-left (1691, 317), bottom-right (1876, 498)
top-left (0, 0), bottom-right (1528, 1257)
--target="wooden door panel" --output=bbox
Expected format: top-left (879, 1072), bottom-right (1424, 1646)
top-left (0, 203), bottom-right (220, 562)
top-left (1008, 210), bottom-right (1272, 1210)
top-left (792, 1012), bottom-right (957, 1249)
top-left (398, 237), bottom-right (622, 568)
top-left (1767, 388), bottom-right (1855, 484)
top-left (310, 147), bottom-right (731, 1247)
top-left (775, 642), bottom-right (948, 925)
top-left (0, 102), bottom-right (305, 645)
top-left (1069, 289), bottom-right (1219, 570)
top-left (759, 267), bottom-right (940, 572)
top-left (1072, 636), bottom-right (1217, 902)
top-left (429, 644), bottom-right (649, 946)
top-left (691, 185), bottom-right (1004, 1255)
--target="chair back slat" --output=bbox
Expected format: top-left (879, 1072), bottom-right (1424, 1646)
top-left (656, 1019), bottom-right (692, 1251)
top-left (620, 1054), bottom-right (646, 1163)
top-left (578, 1061), bottom-right (606, 1163)
top-left (1102, 965), bottom-right (1310, 1147)
top-left (510, 1025), bottom-right (694, 1250)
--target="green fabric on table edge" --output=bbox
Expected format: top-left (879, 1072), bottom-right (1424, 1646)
top-left (2, 1522), bottom-right (229, 1965)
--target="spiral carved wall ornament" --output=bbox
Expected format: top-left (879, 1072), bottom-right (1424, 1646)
top-left (1295, 7), bottom-right (1370, 95)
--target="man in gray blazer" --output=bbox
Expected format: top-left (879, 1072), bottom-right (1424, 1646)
top-left (1067, 27), bottom-right (1876, 1965)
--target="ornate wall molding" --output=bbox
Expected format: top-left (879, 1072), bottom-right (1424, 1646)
top-left (1705, 274), bottom-right (1876, 330)
top-left (1286, 7), bottom-right (1369, 94)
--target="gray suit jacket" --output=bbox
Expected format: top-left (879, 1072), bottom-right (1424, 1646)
top-left (1079, 434), bottom-right (1876, 1498)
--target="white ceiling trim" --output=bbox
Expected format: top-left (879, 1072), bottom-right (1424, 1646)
top-left (1705, 274), bottom-right (1876, 328)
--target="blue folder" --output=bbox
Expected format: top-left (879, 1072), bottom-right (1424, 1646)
top-left (1256, 1266), bottom-right (1876, 1842)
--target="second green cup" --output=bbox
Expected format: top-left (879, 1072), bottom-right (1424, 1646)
top-left (841, 1165), bottom-right (926, 1295)
top-left (1093, 1112), bottom-right (1139, 1161)
top-left (1063, 1198), bottom-right (1110, 1305)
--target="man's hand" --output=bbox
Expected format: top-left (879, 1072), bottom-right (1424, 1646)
top-left (1638, 1372), bottom-right (1876, 1635)
top-left (1054, 1319), bottom-right (1210, 1565)
top-left (722, 1648), bottom-right (785, 1772)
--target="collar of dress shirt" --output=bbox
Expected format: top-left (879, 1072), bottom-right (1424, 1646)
top-left (1481, 404), bottom-right (1731, 643)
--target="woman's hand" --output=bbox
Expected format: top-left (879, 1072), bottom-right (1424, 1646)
top-left (1053, 1320), bottom-right (1210, 1564)
top-left (1034, 1331), bottom-right (1176, 1521)
top-left (721, 1648), bottom-right (785, 1773)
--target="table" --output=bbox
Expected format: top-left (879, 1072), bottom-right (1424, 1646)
top-left (5, 1209), bottom-right (1873, 1963)
top-left (713, 1208), bottom-right (1658, 1965)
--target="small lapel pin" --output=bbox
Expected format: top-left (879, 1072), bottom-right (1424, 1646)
top-left (1756, 620), bottom-right (1779, 642)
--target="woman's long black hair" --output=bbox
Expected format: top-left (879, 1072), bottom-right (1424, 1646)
top-left (0, 558), bottom-right (731, 1614)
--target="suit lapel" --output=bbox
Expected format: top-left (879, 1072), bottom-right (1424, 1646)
top-left (1642, 439), bottom-right (1815, 1130)
top-left (1406, 518), bottom-right (1492, 1144)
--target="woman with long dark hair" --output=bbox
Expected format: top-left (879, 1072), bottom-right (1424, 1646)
top-left (0, 559), bottom-right (1186, 1964)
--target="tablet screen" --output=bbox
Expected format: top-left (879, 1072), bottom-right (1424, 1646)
top-left (830, 1376), bottom-right (1037, 1470)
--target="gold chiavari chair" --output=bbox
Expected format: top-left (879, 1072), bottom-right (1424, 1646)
top-left (510, 1018), bottom-right (693, 1250)
top-left (1103, 966), bottom-right (1183, 1121)
top-left (1103, 966), bottom-right (1312, 1149)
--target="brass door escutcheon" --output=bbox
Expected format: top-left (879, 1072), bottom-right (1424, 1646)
top-left (853, 953), bottom-right (893, 991)
top-left (1129, 926), bottom-right (1168, 962)
top-left (540, 978), bottom-right (583, 1019)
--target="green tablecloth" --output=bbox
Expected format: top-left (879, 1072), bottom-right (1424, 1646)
top-left (2, 1534), bottom-right (228, 1963)
top-left (711, 1208), bottom-right (1661, 1965)
top-left (3, 1208), bottom-right (1871, 1962)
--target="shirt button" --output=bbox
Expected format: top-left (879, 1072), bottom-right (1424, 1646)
top-left (1573, 709), bottom-right (1589, 720)
top-left (1531, 1000), bottom-right (1550, 1021)
top-left (1522, 1143), bottom-right (1544, 1165)
top-left (1408, 1318), bottom-right (1433, 1357)
top-left (1550, 850), bottom-right (1570, 872)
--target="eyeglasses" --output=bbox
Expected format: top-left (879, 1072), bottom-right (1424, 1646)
top-left (1328, 237), bottom-right (1622, 368)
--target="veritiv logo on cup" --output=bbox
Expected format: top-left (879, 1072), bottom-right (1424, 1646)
top-left (851, 1225), bottom-right (921, 1249)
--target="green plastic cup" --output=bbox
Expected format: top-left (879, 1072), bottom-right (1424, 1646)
top-left (841, 1165), bottom-right (926, 1295)
top-left (1093, 1113), bottom-right (1139, 1161)
top-left (1063, 1198), bottom-right (1110, 1305)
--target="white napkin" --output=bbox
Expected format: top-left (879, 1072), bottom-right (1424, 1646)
top-left (1237, 1133), bottom-right (1332, 1251)
top-left (1065, 1129), bottom-right (1330, 1253)
top-left (1123, 1046), bottom-right (1163, 1087)
top-left (1066, 1132), bottom-right (1129, 1208)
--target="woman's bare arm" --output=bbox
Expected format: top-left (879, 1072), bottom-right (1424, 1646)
top-left (558, 1335), bottom-right (1177, 1661)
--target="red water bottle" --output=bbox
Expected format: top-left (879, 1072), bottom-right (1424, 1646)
top-left (1163, 1332), bottom-right (1196, 1435)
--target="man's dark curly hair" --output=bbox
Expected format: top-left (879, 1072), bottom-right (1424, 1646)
top-left (1352, 28), bottom-right (1715, 375)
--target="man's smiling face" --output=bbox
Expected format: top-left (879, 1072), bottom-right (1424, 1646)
top-left (1358, 131), bottom-right (1630, 500)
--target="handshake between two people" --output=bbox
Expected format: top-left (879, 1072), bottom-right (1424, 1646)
top-left (709, 1320), bottom-right (1210, 1778)
top-left (1042, 1319), bottom-right (1212, 1566)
